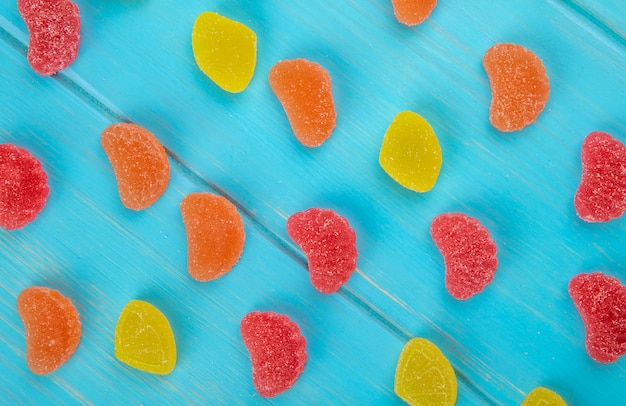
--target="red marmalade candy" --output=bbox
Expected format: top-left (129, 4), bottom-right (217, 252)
top-left (0, 144), bottom-right (50, 230)
top-left (569, 272), bottom-right (626, 363)
top-left (286, 208), bottom-right (358, 294)
top-left (574, 131), bottom-right (626, 222)
top-left (431, 213), bottom-right (498, 300)
top-left (240, 311), bottom-right (307, 398)
top-left (18, 0), bottom-right (81, 76)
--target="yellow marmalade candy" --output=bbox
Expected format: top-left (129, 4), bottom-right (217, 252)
top-left (394, 338), bottom-right (457, 406)
top-left (379, 111), bottom-right (442, 192)
top-left (114, 300), bottom-right (176, 375)
top-left (521, 387), bottom-right (567, 406)
top-left (192, 12), bottom-right (257, 93)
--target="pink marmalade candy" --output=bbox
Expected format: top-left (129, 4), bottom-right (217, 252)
top-left (431, 213), bottom-right (498, 300)
top-left (18, 0), bottom-right (81, 76)
top-left (0, 144), bottom-right (49, 230)
top-left (240, 311), bottom-right (307, 398)
top-left (574, 131), bottom-right (626, 222)
top-left (568, 272), bottom-right (626, 363)
top-left (286, 208), bottom-right (357, 294)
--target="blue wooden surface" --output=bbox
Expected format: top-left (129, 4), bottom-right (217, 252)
top-left (1, 1), bottom-right (625, 404)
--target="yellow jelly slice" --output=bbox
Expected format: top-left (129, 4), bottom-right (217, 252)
top-left (521, 387), bottom-right (567, 406)
top-left (114, 300), bottom-right (176, 375)
top-left (394, 338), bottom-right (457, 406)
top-left (192, 12), bottom-right (257, 93)
top-left (379, 111), bottom-right (442, 192)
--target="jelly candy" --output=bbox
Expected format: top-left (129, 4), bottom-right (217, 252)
top-left (180, 193), bottom-right (245, 282)
top-left (574, 131), bottom-right (626, 222)
top-left (287, 208), bottom-right (357, 294)
top-left (379, 111), bottom-right (442, 192)
top-left (394, 337), bottom-right (457, 406)
top-left (269, 59), bottom-right (337, 147)
top-left (240, 311), bottom-right (307, 398)
top-left (101, 123), bottom-right (170, 211)
top-left (483, 43), bottom-right (550, 132)
top-left (0, 143), bottom-right (49, 230)
top-left (17, 286), bottom-right (81, 375)
top-left (521, 387), bottom-right (567, 406)
top-left (114, 300), bottom-right (176, 375)
top-left (431, 213), bottom-right (498, 300)
top-left (18, 0), bottom-right (80, 76)
top-left (568, 272), bottom-right (626, 363)
top-left (192, 12), bottom-right (257, 93)
top-left (391, 0), bottom-right (437, 26)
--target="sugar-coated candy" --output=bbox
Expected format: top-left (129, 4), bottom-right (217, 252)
top-left (521, 387), bottom-right (567, 406)
top-left (269, 59), bottom-right (337, 148)
top-left (0, 143), bottom-right (49, 230)
top-left (240, 311), bottom-right (307, 398)
top-left (483, 43), bottom-right (550, 132)
top-left (394, 338), bottom-right (457, 406)
top-left (431, 213), bottom-right (498, 300)
top-left (574, 131), bottom-right (626, 222)
top-left (114, 300), bottom-right (176, 375)
top-left (192, 12), bottom-right (257, 93)
top-left (101, 123), bottom-right (170, 211)
top-left (180, 193), bottom-right (245, 282)
top-left (379, 111), bottom-right (442, 193)
top-left (287, 208), bottom-right (357, 294)
top-left (18, 0), bottom-right (80, 76)
top-left (568, 272), bottom-right (626, 363)
top-left (391, 0), bottom-right (437, 26)
top-left (17, 286), bottom-right (81, 375)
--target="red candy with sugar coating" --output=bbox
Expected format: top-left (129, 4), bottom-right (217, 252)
top-left (574, 131), bottom-right (626, 222)
top-left (240, 311), bottom-right (307, 398)
top-left (568, 272), bottom-right (626, 363)
top-left (0, 144), bottom-right (49, 230)
top-left (287, 208), bottom-right (357, 294)
top-left (18, 0), bottom-right (81, 76)
top-left (391, 0), bottom-right (437, 26)
top-left (431, 213), bottom-right (498, 300)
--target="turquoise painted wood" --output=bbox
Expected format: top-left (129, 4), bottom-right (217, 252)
top-left (1, 0), bottom-right (625, 404)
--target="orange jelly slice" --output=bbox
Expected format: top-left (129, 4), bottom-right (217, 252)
top-left (180, 193), bottom-right (246, 282)
top-left (391, 0), bottom-right (437, 26)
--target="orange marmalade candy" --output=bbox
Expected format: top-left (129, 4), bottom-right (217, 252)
top-left (17, 286), bottom-right (81, 375)
top-left (180, 193), bottom-right (245, 281)
top-left (101, 123), bottom-right (170, 210)
top-left (391, 0), bottom-right (437, 26)
top-left (269, 58), bottom-right (337, 148)
top-left (483, 43), bottom-right (550, 132)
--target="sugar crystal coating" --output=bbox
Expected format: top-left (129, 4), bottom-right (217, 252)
top-left (269, 59), bottom-right (337, 148)
top-left (483, 43), bottom-right (550, 132)
top-left (391, 0), bottom-right (437, 26)
top-left (18, 0), bottom-right (80, 76)
top-left (17, 286), bottom-right (81, 375)
top-left (192, 12), bottom-right (257, 93)
top-left (574, 131), bottom-right (626, 222)
top-left (394, 337), bottom-right (457, 406)
top-left (114, 300), bottom-right (176, 375)
top-left (180, 193), bottom-right (245, 282)
top-left (240, 311), bottom-right (307, 398)
top-left (379, 111), bottom-right (442, 192)
top-left (0, 143), bottom-right (49, 230)
top-left (287, 208), bottom-right (357, 294)
top-left (431, 213), bottom-right (498, 300)
top-left (101, 123), bottom-right (170, 211)
top-left (568, 272), bottom-right (626, 363)
top-left (521, 387), bottom-right (567, 406)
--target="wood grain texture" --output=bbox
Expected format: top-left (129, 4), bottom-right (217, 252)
top-left (1, 0), bottom-right (625, 404)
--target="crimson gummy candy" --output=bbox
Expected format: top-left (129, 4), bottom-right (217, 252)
top-left (574, 131), bottom-right (626, 222)
top-left (430, 213), bottom-right (498, 300)
top-left (0, 144), bottom-right (49, 230)
top-left (240, 311), bottom-right (307, 398)
top-left (286, 208), bottom-right (357, 294)
top-left (568, 272), bottom-right (626, 363)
